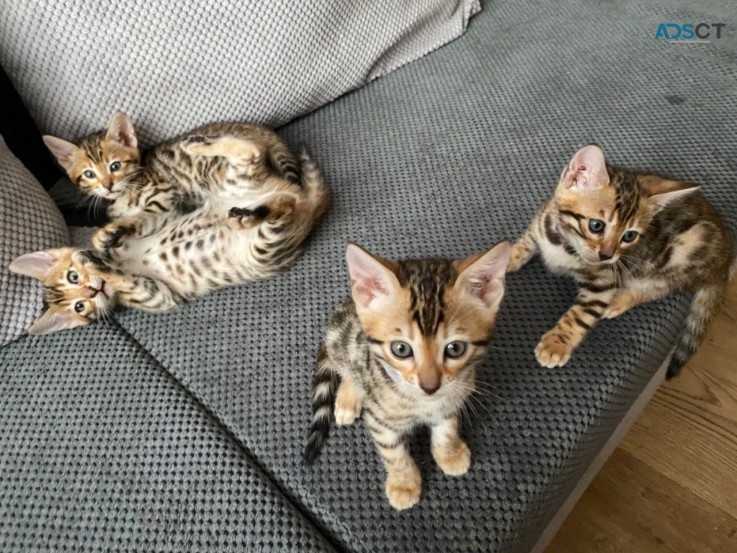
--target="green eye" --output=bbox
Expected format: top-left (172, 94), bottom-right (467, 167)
top-left (444, 341), bottom-right (468, 358)
top-left (588, 219), bottom-right (605, 234)
top-left (109, 161), bottom-right (121, 172)
top-left (67, 270), bottom-right (79, 284)
top-left (621, 230), bottom-right (639, 243)
top-left (83, 170), bottom-right (96, 179)
top-left (74, 301), bottom-right (85, 313)
top-left (390, 341), bottom-right (413, 359)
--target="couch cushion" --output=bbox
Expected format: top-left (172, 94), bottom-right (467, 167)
top-left (0, 134), bottom-right (69, 347)
top-left (0, 323), bottom-right (337, 552)
top-left (112, 0), bottom-right (737, 550)
top-left (0, 0), bottom-right (479, 148)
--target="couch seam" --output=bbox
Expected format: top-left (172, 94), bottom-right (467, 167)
top-left (108, 318), bottom-right (358, 553)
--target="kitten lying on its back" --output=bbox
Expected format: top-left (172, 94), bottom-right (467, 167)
top-left (43, 112), bottom-right (301, 220)
top-left (306, 241), bottom-right (510, 510)
top-left (509, 144), bottom-right (733, 377)
top-left (11, 135), bottom-right (329, 334)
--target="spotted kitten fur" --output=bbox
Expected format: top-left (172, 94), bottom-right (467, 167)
top-left (11, 136), bottom-right (329, 334)
top-left (305, 242), bottom-right (510, 510)
top-left (509, 145), bottom-right (733, 377)
top-left (43, 111), bottom-right (301, 220)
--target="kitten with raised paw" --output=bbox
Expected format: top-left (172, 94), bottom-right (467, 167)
top-left (509, 144), bottom-right (734, 377)
top-left (10, 152), bottom-right (329, 334)
top-left (43, 111), bottom-right (303, 220)
top-left (305, 241), bottom-right (510, 510)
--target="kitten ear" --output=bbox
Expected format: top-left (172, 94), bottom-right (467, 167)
top-left (9, 250), bottom-right (63, 280)
top-left (649, 186), bottom-right (701, 214)
top-left (106, 111), bottom-right (137, 149)
top-left (455, 241), bottom-right (511, 308)
top-left (346, 243), bottom-right (400, 310)
top-left (42, 135), bottom-right (78, 171)
top-left (561, 145), bottom-right (609, 192)
top-left (28, 308), bottom-right (88, 335)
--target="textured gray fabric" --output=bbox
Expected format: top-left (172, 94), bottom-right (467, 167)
top-left (104, 0), bottom-right (735, 551)
top-left (0, 0), bottom-right (479, 148)
top-left (0, 135), bottom-right (69, 347)
top-left (0, 323), bottom-right (337, 552)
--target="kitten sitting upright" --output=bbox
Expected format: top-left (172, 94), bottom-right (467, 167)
top-left (509, 144), bottom-right (733, 377)
top-left (305, 241), bottom-right (510, 510)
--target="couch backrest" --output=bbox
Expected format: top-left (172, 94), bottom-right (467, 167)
top-left (0, 0), bottom-right (480, 146)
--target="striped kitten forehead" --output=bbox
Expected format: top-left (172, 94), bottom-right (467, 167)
top-left (608, 167), bottom-right (642, 223)
top-left (394, 259), bottom-right (457, 336)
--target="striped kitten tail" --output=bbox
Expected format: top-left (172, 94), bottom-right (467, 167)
top-left (305, 344), bottom-right (340, 464)
top-left (666, 283), bottom-right (726, 379)
top-left (299, 150), bottom-right (331, 221)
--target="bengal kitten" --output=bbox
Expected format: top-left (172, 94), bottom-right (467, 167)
top-left (10, 145), bottom-right (329, 334)
top-left (508, 145), bottom-right (733, 377)
top-left (305, 241), bottom-right (510, 510)
top-left (43, 111), bottom-right (301, 220)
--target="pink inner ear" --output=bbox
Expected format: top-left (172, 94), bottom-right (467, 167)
top-left (565, 145), bottom-right (608, 190)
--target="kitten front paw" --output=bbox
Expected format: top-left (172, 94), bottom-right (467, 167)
top-left (432, 440), bottom-right (471, 476)
top-left (535, 330), bottom-right (574, 368)
top-left (74, 250), bottom-right (112, 274)
top-left (92, 223), bottom-right (134, 251)
top-left (385, 466), bottom-right (422, 510)
top-left (603, 291), bottom-right (635, 319)
top-left (334, 396), bottom-right (362, 426)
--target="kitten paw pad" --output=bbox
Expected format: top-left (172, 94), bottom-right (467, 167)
top-left (535, 332), bottom-right (573, 368)
top-left (386, 472), bottom-right (421, 510)
top-left (92, 225), bottom-right (132, 251)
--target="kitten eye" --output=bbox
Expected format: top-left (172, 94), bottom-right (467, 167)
top-left (74, 301), bottom-right (85, 313)
top-left (109, 161), bottom-right (122, 172)
top-left (67, 270), bottom-right (79, 284)
top-left (621, 230), bottom-right (639, 243)
top-left (588, 219), bottom-right (605, 234)
top-left (82, 170), bottom-right (96, 179)
top-left (390, 341), bottom-right (413, 359)
top-left (444, 341), bottom-right (468, 359)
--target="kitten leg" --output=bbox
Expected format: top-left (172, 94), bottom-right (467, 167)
top-left (535, 287), bottom-right (618, 368)
top-left (603, 290), bottom-right (644, 319)
top-left (334, 378), bottom-right (362, 425)
top-left (181, 135), bottom-right (264, 173)
top-left (508, 225), bottom-right (538, 272)
top-left (76, 250), bottom-right (182, 312)
top-left (431, 416), bottom-right (471, 476)
top-left (92, 213), bottom-right (169, 251)
top-left (365, 411), bottom-right (421, 510)
top-left (226, 194), bottom-right (297, 230)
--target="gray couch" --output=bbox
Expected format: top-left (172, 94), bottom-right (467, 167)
top-left (1, 1), bottom-right (736, 551)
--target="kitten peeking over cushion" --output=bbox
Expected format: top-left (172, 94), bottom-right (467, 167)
top-left (305, 241), bottom-right (510, 510)
top-left (509, 144), bottom-right (734, 377)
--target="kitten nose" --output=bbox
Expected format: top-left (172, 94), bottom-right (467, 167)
top-left (599, 251), bottom-right (613, 261)
top-left (103, 179), bottom-right (114, 191)
top-left (419, 381), bottom-right (441, 395)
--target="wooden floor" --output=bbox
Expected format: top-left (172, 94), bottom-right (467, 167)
top-left (547, 279), bottom-right (737, 553)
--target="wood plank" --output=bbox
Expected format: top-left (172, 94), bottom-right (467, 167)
top-left (548, 279), bottom-right (737, 551)
top-left (547, 449), bottom-right (737, 553)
